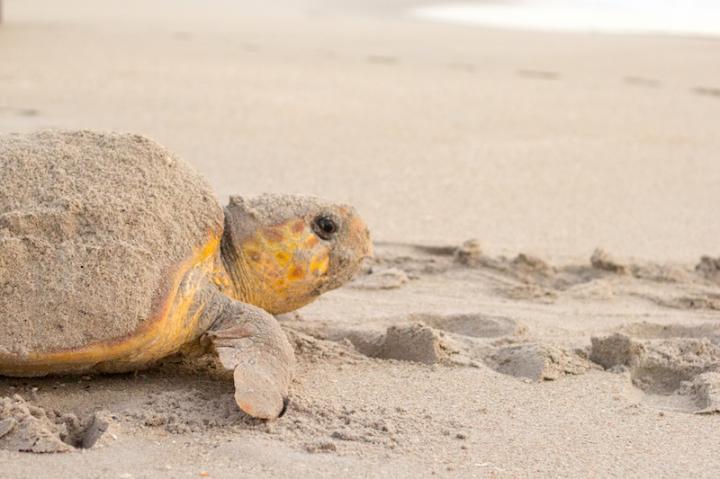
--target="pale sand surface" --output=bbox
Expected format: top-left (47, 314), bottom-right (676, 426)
top-left (1, 0), bottom-right (720, 477)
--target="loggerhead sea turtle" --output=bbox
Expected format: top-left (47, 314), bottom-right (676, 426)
top-left (0, 130), bottom-right (371, 419)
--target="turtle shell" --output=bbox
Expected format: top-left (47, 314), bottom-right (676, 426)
top-left (0, 131), bottom-right (224, 371)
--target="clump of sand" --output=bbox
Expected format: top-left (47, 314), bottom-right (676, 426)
top-left (0, 395), bottom-right (112, 452)
top-left (591, 332), bottom-right (720, 408)
top-left (487, 344), bottom-right (595, 381)
top-left (690, 372), bottom-right (720, 414)
top-left (590, 248), bottom-right (629, 274)
top-left (324, 324), bottom-right (456, 365)
top-left (453, 239), bottom-right (483, 266)
top-left (696, 256), bottom-right (720, 284)
top-left (590, 333), bottom-right (646, 369)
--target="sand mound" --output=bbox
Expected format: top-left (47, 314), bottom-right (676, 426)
top-left (487, 344), bottom-right (594, 381)
top-left (344, 324), bottom-right (454, 365)
top-left (453, 239), bottom-right (483, 266)
top-left (690, 372), bottom-right (720, 414)
top-left (696, 256), bottom-right (720, 284)
top-left (590, 248), bottom-right (628, 274)
top-left (591, 334), bottom-right (720, 396)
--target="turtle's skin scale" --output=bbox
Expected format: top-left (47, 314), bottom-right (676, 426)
top-left (0, 131), bottom-right (371, 419)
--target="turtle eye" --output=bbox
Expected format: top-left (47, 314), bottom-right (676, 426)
top-left (313, 215), bottom-right (338, 240)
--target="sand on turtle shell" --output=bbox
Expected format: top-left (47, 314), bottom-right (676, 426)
top-left (0, 130), bottom-right (224, 354)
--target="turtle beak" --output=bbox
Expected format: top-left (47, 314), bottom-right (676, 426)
top-left (364, 241), bottom-right (374, 261)
top-left (348, 215), bottom-right (373, 261)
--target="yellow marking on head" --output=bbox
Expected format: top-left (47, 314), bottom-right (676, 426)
top-left (310, 255), bottom-right (329, 275)
top-left (304, 236), bottom-right (319, 248)
top-left (275, 251), bottom-right (291, 266)
top-left (232, 219), bottom-right (332, 313)
top-left (288, 265), bottom-right (305, 281)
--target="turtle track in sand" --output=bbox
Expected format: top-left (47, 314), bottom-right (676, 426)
top-left (295, 241), bottom-right (720, 410)
top-left (590, 324), bottom-right (720, 413)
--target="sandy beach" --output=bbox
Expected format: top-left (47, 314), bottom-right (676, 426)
top-left (1, 0), bottom-right (720, 477)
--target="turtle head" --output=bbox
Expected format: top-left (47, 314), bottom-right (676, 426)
top-left (221, 194), bottom-right (372, 314)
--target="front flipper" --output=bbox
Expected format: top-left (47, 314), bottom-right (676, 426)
top-left (206, 300), bottom-right (295, 419)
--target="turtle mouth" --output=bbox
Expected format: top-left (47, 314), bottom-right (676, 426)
top-left (319, 250), bottom-right (370, 293)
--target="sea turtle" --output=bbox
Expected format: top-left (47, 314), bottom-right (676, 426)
top-left (0, 130), bottom-right (371, 419)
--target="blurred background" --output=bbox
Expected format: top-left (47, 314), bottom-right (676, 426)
top-left (1, 0), bottom-right (718, 262)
